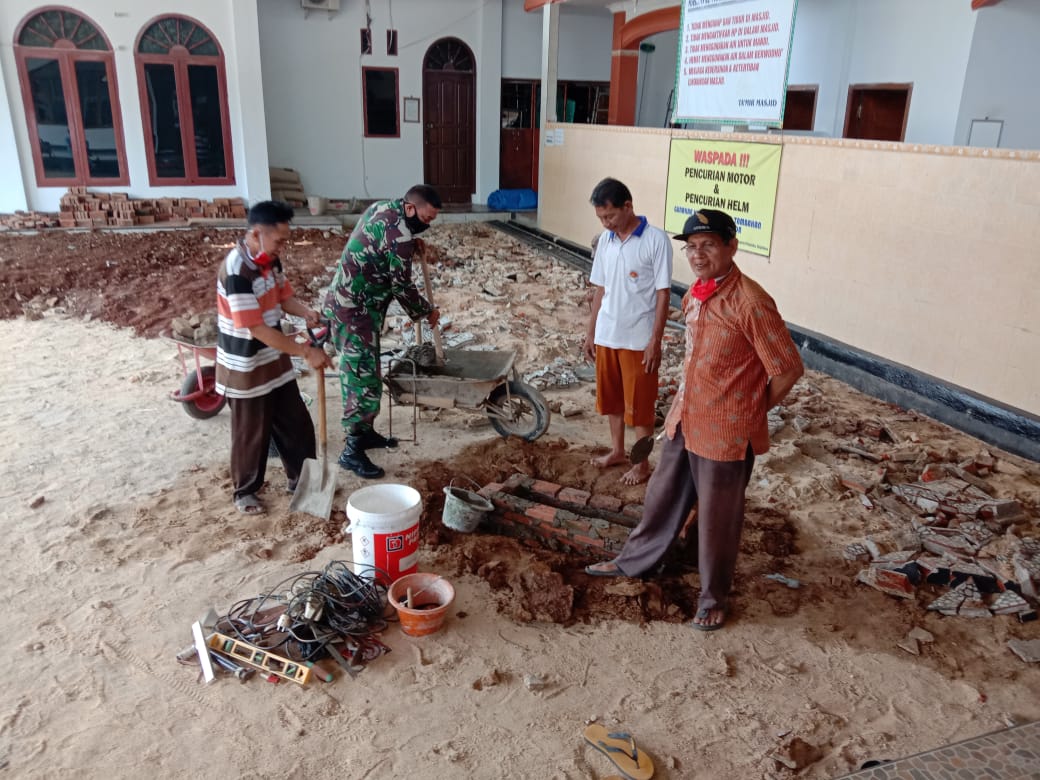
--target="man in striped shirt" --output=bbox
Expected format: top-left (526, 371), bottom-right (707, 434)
top-left (216, 200), bottom-right (331, 515)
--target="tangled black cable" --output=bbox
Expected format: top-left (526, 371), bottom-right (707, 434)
top-left (216, 560), bottom-right (392, 662)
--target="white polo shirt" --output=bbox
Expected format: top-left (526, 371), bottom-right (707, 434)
top-left (589, 216), bottom-right (674, 351)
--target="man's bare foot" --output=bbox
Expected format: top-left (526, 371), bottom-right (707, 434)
top-left (619, 460), bottom-right (652, 485)
top-left (691, 605), bottom-right (726, 631)
top-left (592, 451), bottom-right (628, 469)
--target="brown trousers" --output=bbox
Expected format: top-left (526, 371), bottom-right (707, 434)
top-left (228, 380), bottom-right (315, 501)
top-left (613, 425), bottom-right (755, 611)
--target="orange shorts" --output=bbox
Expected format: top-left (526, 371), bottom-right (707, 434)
top-left (595, 345), bottom-right (658, 428)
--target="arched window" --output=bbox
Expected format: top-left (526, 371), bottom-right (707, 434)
top-left (14, 8), bottom-right (129, 186)
top-left (422, 38), bottom-right (475, 72)
top-left (134, 15), bottom-right (234, 184)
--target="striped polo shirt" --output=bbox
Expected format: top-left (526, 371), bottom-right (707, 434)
top-left (215, 242), bottom-right (296, 399)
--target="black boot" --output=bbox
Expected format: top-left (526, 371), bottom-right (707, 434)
top-left (357, 427), bottom-right (398, 450)
top-left (338, 436), bottom-right (385, 479)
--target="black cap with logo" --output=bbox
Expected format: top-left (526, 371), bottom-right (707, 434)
top-left (672, 209), bottom-right (737, 242)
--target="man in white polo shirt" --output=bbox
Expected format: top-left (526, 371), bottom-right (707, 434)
top-left (583, 178), bottom-right (674, 485)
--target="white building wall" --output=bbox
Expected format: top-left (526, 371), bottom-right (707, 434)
top-left (557, 8), bottom-right (613, 83)
top-left (0, 0), bottom-right (270, 212)
top-left (955, 0), bottom-right (1040, 150)
top-left (502, 0), bottom-right (542, 79)
top-left (257, 0), bottom-right (503, 203)
top-left (634, 28), bottom-right (678, 128)
top-left (786, 0), bottom-right (854, 135)
top-left (502, 3), bottom-right (612, 81)
top-left (842, 0), bottom-right (977, 144)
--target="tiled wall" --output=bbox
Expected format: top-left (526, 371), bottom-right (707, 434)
top-left (539, 124), bottom-right (1040, 418)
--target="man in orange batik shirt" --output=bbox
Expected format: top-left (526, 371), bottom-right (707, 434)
top-left (586, 209), bottom-right (804, 631)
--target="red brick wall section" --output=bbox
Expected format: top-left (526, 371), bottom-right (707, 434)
top-left (478, 474), bottom-right (639, 555)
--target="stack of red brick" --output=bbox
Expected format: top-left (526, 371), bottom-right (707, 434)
top-left (0, 210), bottom-right (60, 230)
top-left (57, 187), bottom-right (247, 227)
top-left (477, 473), bottom-right (642, 555)
top-left (0, 189), bottom-right (249, 230)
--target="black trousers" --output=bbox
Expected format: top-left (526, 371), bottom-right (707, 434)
top-left (228, 380), bottom-right (315, 501)
top-left (613, 425), bottom-right (755, 611)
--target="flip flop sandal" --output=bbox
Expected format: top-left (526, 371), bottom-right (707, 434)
top-left (234, 494), bottom-right (266, 515)
top-left (583, 724), bottom-right (654, 780)
top-left (691, 606), bottom-right (725, 631)
top-left (584, 561), bottom-right (627, 578)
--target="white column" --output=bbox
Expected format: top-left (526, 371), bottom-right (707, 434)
top-left (536, 2), bottom-right (559, 225)
top-left (0, 52), bottom-right (29, 212)
top-left (476, 0), bottom-right (503, 204)
top-left (230, 0), bottom-right (271, 204)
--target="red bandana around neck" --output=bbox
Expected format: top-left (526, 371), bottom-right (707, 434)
top-left (691, 277), bottom-right (718, 302)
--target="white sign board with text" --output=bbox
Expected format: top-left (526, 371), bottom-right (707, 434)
top-left (675, 0), bottom-right (798, 126)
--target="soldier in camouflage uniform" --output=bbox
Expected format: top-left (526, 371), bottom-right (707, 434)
top-left (323, 184), bottom-right (442, 478)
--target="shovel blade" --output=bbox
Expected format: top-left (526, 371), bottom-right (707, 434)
top-left (288, 457), bottom-right (337, 520)
top-left (630, 435), bottom-right (655, 465)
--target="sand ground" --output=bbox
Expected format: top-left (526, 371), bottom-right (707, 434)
top-left (1, 223), bottom-right (1038, 779)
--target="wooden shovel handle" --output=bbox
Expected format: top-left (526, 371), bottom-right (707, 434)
top-left (418, 254), bottom-right (444, 363)
top-left (316, 365), bottom-right (327, 459)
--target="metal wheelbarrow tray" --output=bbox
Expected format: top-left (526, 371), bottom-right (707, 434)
top-left (384, 348), bottom-right (550, 441)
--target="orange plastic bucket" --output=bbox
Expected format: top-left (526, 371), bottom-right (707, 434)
top-left (387, 573), bottom-right (456, 637)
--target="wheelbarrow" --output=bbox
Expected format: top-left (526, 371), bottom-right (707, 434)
top-left (383, 348), bottom-right (550, 442)
top-left (168, 336), bottom-right (226, 419)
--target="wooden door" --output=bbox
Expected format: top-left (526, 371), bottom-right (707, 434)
top-left (783, 86), bottom-right (817, 131)
top-left (422, 39), bottom-right (475, 204)
top-left (844, 84), bottom-right (912, 142)
top-left (499, 80), bottom-right (537, 190)
top-left (500, 128), bottom-right (533, 189)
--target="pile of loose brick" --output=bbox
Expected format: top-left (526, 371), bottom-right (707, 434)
top-left (0, 210), bottom-right (60, 230)
top-left (845, 450), bottom-right (1039, 623)
top-left (478, 473), bottom-right (643, 555)
top-left (0, 187), bottom-right (248, 230)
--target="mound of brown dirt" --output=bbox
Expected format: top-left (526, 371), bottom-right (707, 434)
top-left (410, 437), bottom-right (799, 626)
top-left (0, 228), bottom-right (343, 336)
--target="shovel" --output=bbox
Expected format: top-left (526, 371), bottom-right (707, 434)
top-left (289, 360), bottom-right (337, 520)
top-left (417, 253), bottom-right (445, 365)
top-left (630, 430), bottom-right (666, 465)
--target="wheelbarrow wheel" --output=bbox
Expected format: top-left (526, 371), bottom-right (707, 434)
top-left (180, 365), bottom-right (227, 419)
top-left (485, 381), bottom-right (550, 441)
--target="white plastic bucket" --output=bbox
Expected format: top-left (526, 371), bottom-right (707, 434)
top-left (307, 195), bottom-right (327, 216)
top-left (345, 484), bottom-right (422, 584)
